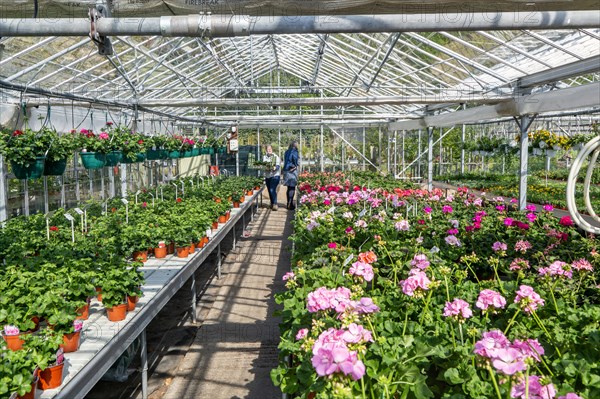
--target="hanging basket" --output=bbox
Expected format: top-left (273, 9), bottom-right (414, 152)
top-left (182, 149), bottom-right (194, 158)
top-left (217, 146), bottom-right (227, 154)
top-left (191, 148), bottom-right (201, 156)
top-left (200, 147), bottom-right (211, 155)
top-left (122, 153), bottom-right (146, 164)
top-left (80, 152), bottom-right (106, 170)
top-left (146, 149), bottom-right (167, 160)
top-left (105, 151), bottom-right (123, 166)
top-left (43, 158), bottom-right (68, 176)
top-left (11, 157), bottom-right (45, 180)
top-left (167, 150), bottom-right (182, 159)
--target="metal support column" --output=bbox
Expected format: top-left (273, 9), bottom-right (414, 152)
top-left (427, 126), bottom-right (434, 191)
top-left (120, 164), bottom-right (128, 197)
top-left (393, 130), bottom-right (398, 177)
top-left (140, 329), bottom-right (148, 399)
top-left (109, 167), bottom-right (116, 198)
top-left (100, 168), bottom-right (105, 199)
top-left (60, 176), bottom-right (65, 208)
top-left (74, 152), bottom-right (81, 202)
top-left (418, 129), bottom-right (422, 178)
top-left (401, 130), bottom-right (405, 177)
top-left (232, 223), bottom-right (236, 249)
top-left (362, 126), bottom-right (366, 171)
top-left (43, 176), bottom-right (49, 214)
top-left (217, 243), bottom-right (222, 279)
top-left (516, 115), bottom-right (535, 211)
top-left (236, 151), bottom-right (239, 176)
top-left (191, 274), bottom-right (197, 324)
top-left (23, 180), bottom-right (29, 216)
top-left (320, 123), bottom-right (324, 172)
top-left (461, 104), bottom-right (466, 174)
top-left (0, 155), bottom-right (8, 222)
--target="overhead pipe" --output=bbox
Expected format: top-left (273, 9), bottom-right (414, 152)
top-left (1, 11), bottom-right (599, 37)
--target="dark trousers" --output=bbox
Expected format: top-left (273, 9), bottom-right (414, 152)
top-left (265, 176), bottom-right (280, 205)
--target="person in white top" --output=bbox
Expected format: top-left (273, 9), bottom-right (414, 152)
top-left (263, 145), bottom-right (281, 210)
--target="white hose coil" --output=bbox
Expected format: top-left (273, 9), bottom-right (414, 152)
top-left (566, 135), bottom-right (600, 234)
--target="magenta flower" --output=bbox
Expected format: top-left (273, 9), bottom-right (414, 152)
top-left (328, 242), bottom-right (337, 249)
top-left (447, 228), bottom-right (459, 235)
top-left (514, 285), bottom-right (545, 314)
top-left (323, 198), bottom-right (331, 206)
top-left (526, 204), bottom-right (537, 212)
top-left (3, 325), bottom-right (19, 336)
top-left (348, 261), bottom-right (375, 282)
top-left (423, 206), bottom-right (432, 214)
top-left (538, 261), bottom-right (572, 279)
top-left (73, 319), bottom-right (84, 332)
top-left (571, 258), bottom-right (593, 271)
top-left (282, 271), bottom-right (295, 281)
top-left (345, 226), bottom-right (355, 235)
top-left (492, 241), bottom-right (507, 252)
top-left (442, 205), bottom-right (453, 214)
top-left (511, 375), bottom-right (556, 399)
top-left (443, 298), bottom-right (473, 321)
top-left (296, 328), bottom-right (309, 340)
top-left (476, 289), bottom-right (506, 311)
top-left (526, 212), bottom-right (537, 222)
top-left (504, 217), bottom-right (515, 226)
top-left (394, 220), bottom-right (410, 231)
top-left (410, 253), bottom-right (430, 270)
top-left (400, 270), bottom-right (431, 297)
top-left (496, 205), bottom-right (506, 212)
top-left (492, 347), bottom-right (527, 375)
top-left (474, 330), bottom-right (511, 358)
top-left (509, 258), bottom-right (530, 271)
top-left (559, 215), bottom-right (574, 226)
top-left (558, 394), bottom-right (583, 399)
top-left (543, 204), bottom-right (554, 212)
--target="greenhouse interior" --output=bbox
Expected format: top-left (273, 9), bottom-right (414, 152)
top-left (0, 1), bottom-right (599, 399)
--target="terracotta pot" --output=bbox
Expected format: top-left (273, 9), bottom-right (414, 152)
top-left (132, 250), bottom-right (148, 262)
top-left (240, 195), bottom-right (245, 202)
top-left (147, 247), bottom-right (155, 256)
top-left (214, 197), bottom-right (221, 203)
top-left (61, 331), bottom-right (81, 353)
top-left (154, 246), bottom-right (167, 259)
top-left (16, 373), bottom-right (38, 399)
top-left (2, 333), bottom-right (25, 351)
top-left (127, 295), bottom-right (139, 312)
top-left (218, 215), bottom-right (227, 223)
top-left (38, 362), bottom-right (64, 390)
top-left (198, 236), bottom-right (209, 249)
top-left (226, 211), bottom-right (231, 220)
top-left (254, 186), bottom-right (260, 190)
top-left (96, 287), bottom-right (102, 302)
top-left (211, 221), bottom-right (219, 230)
top-left (31, 316), bottom-right (40, 330)
top-left (75, 304), bottom-right (89, 320)
top-left (176, 246), bottom-right (189, 258)
top-left (233, 202), bottom-right (240, 208)
top-left (106, 303), bottom-right (128, 322)
top-left (188, 243), bottom-right (196, 253)
top-left (246, 190), bottom-right (253, 196)
top-left (167, 242), bottom-right (175, 254)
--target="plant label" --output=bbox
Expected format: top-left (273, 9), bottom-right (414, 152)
top-left (343, 254), bottom-right (354, 266)
top-left (64, 214), bottom-right (75, 221)
top-left (74, 208), bottom-right (84, 215)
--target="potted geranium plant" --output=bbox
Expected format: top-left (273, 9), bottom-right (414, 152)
top-left (99, 266), bottom-right (129, 322)
top-left (27, 330), bottom-right (65, 390)
top-left (0, 128), bottom-right (48, 179)
top-left (43, 128), bottom-right (76, 176)
top-left (121, 131), bottom-right (148, 163)
top-left (146, 135), bottom-right (168, 160)
top-left (124, 266), bottom-right (144, 312)
top-left (0, 345), bottom-right (39, 399)
top-left (75, 128), bottom-right (110, 169)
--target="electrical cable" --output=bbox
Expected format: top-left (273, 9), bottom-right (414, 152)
top-left (566, 135), bottom-right (600, 234)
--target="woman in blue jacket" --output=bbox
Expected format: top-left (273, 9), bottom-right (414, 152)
top-left (282, 141), bottom-right (299, 210)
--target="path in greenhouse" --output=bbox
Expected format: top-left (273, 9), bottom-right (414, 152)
top-left (161, 190), bottom-right (290, 399)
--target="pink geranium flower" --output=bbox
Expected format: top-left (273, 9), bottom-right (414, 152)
top-left (476, 289), bottom-right (506, 311)
top-left (538, 261), bottom-right (572, 279)
top-left (443, 298), bottom-right (472, 321)
top-left (296, 328), bottom-right (308, 340)
top-left (400, 270), bottom-right (431, 297)
top-left (492, 347), bottom-right (527, 375)
top-left (514, 285), bottom-right (545, 314)
top-left (511, 375), bottom-right (556, 399)
top-left (348, 261), bottom-right (375, 282)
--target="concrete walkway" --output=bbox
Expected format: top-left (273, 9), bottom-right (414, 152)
top-left (162, 190), bottom-right (291, 399)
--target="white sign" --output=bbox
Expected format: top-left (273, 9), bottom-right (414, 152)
top-left (64, 214), bottom-right (75, 221)
top-left (343, 254), bottom-right (354, 266)
top-left (74, 208), bottom-right (84, 215)
top-left (121, 198), bottom-right (129, 205)
top-left (229, 138), bottom-right (239, 152)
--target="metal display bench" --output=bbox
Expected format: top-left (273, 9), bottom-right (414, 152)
top-left (40, 188), bottom-right (263, 399)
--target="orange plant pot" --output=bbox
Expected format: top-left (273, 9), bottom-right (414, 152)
top-left (188, 243), bottom-right (196, 253)
top-left (132, 250), bottom-right (148, 262)
top-left (240, 195), bottom-right (245, 202)
top-left (38, 363), bottom-right (64, 390)
top-left (233, 202), bottom-right (240, 208)
top-left (16, 373), bottom-right (38, 399)
top-left (127, 295), bottom-right (139, 312)
top-left (61, 331), bottom-right (81, 353)
top-left (218, 215), bottom-right (227, 223)
top-left (214, 197), bottom-right (222, 203)
top-left (96, 287), bottom-right (102, 302)
top-left (75, 304), bottom-right (89, 320)
top-left (246, 190), bottom-right (253, 196)
top-left (211, 221), bottom-right (219, 230)
top-left (2, 334), bottom-right (25, 351)
top-left (199, 236), bottom-right (209, 248)
top-left (176, 247), bottom-right (189, 258)
top-left (167, 242), bottom-right (175, 254)
top-left (106, 303), bottom-right (128, 322)
top-left (154, 246), bottom-right (167, 259)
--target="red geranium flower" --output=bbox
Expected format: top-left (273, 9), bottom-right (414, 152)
top-left (49, 226), bottom-right (59, 232)
top-left (12, 130), bottom-right (23, 136)
top-left (176, 198), bottom-right (182, 203)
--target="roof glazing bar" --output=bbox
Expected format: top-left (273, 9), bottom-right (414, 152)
top-left (521, 30), bottom-right (584, 60)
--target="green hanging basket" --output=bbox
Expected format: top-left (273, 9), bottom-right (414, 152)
top-left (182, 149), bottom-right (194, 158)
top-left (191, 148), bottom-right (201, 157)
top-left (146, 149), bottom-right (167, 160)
top-left (105, 151), bottom-right (123, 166)
top-left (167, 150), bottom-right (182, 159)
top-left (80, 152), bottom-right (106, 170)
top-left (200, 147), bottom-right (211, 155)
top-left (122, 153), bottom-right (147, 163)
top-left (217, 146), bottom-right (227, 154)
top-left (43, 158), bottom-right (68, 176)
top-left (11, 157), bottom-right (45, 180)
